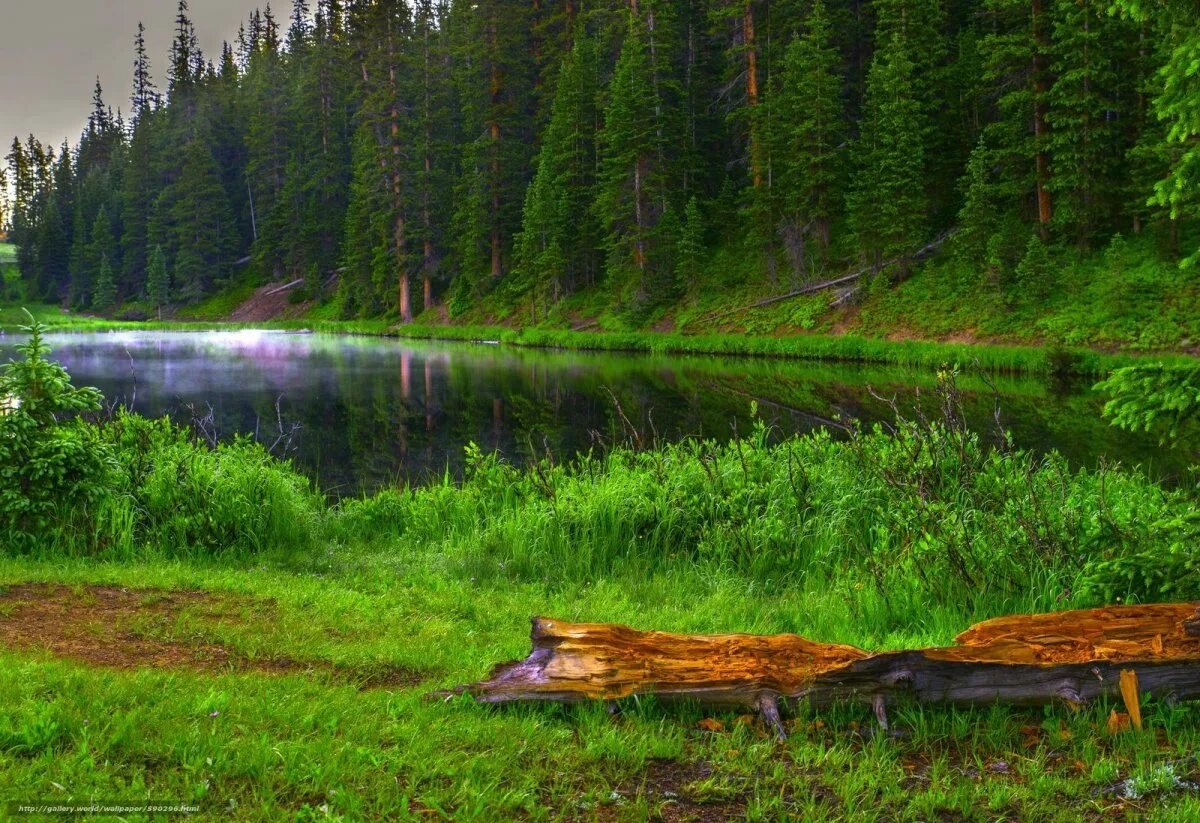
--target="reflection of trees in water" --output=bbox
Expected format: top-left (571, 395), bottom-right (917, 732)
top-left (5, 333), bottom-right (1193, 495)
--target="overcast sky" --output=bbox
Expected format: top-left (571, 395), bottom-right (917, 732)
top-left (1, 1), bottom-right (253, 153)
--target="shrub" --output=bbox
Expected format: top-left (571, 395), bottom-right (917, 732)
top-left (0, 320), bottom-right (113, 551)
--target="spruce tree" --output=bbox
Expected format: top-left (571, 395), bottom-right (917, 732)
top-left (514, 35), bottom-right (601, 305)
top-left (1115, 0), bottom-right (1200, 265)
top-left (161, 135), bottom-right (239, 302)
top-left (845, 33), bottom-right (926, 274)
top-left (676, 196), bottom-right (705, 291)
top-left (773, 0), bottom-right (846, 270)
top-left (449, 0), bottom-right (535, 286)
top-left (596, 17), bottom-right (674, 306)
top-left (93, 254), bottom-right (117, 311)
top-left (147, 244), bottom-right (171, 317)
top-left (1046, 0), bottom-right (1134, 248)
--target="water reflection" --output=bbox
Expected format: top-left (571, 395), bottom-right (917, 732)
top-left (0, 330), bottom-right (1186, 495)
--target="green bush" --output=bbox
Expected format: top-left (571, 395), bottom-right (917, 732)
top-left (0, 321), bottom-right (113, 551)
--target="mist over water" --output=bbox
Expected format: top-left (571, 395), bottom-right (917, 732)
top-left (0, 330), bottom-right (1187, 495)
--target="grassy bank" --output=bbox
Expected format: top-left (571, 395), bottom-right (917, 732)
top-left (388, 323), bottom-right (1200, 377)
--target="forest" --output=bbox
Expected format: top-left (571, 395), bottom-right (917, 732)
top-left (3, 0), bottom-right (1198, 331)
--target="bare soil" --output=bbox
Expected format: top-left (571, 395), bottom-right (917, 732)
top-left (0, 583), bottom-right (421, 689)
top-left (227, 282), bottom-right (313, 322)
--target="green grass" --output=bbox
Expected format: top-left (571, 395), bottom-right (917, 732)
top-left (2, 547), bottom-right (1197, 820)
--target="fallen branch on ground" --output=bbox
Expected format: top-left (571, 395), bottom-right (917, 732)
top-left (693, 231), bottom-right (956, 325)
top-left (443, 603), bottom-right (1200, 739)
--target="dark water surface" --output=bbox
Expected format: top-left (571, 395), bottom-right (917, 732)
top-left (0, 330), bottom-right (1186, 495)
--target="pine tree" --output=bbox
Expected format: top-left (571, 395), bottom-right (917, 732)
top-left (1014, 231), bottom-right (1053, 301)
top-left (146, 244), bottom-right (171, 317)
top-left (773, 0), bottom-right (846, 270)
top-left (169, 1), bottom-right (200, 98)
top-left (514, 34), bottom-right (601, 306)
top-left (412, 0), bottom-right (456, 310)
top-left (449, 0), bottom-right (535, 288)
top-left (596, 17), bottom-right (675, 307)
top-left (132, 22), bottom-right (158, 117)
top-left (1046, 0), bottom-right (1135, 249)
top-left (1115, 0), bottom-right (1200, 265)
top-left (676, 195), bottom-right (704, 290)
top-left (845, 33), bottom-right (926, 275)
top-left (93, 255), bottom-right (117, 311)
top-left (152, 134), bottom-right (238, 303)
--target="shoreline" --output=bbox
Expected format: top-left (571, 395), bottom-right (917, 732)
top-left (5, 311), bottom-right (1197, 377)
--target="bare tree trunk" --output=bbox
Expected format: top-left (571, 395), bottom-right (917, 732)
top-left (745, 1), bottom-right (762, 189)
top-left (1032, 0), bottom-right (1053, 237)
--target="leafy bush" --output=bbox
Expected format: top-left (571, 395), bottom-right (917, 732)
top-left (0, 320), bottom-right (113, 551)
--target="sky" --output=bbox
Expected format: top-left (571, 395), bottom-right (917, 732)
top-left (1, 0), bottom-right (253, 154)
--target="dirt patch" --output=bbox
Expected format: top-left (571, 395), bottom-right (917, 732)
top-left (0, 584), bottom-right (422, 689)
top-left (227, 281), bottom-right (313, 322)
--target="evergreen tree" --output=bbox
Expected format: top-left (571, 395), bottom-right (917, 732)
top-left (773, 0), bottom-right (846, 271)
top-left (596, 17), bottom-right (675, 307)
top-left (449, 0), bottom-right (535, 288)
top-left (170, 136), bottom-right (239, 302)
top-left (845, 33), bottom-right (926, 274)
top-left (1115, 0), bottom-right (1200, 266)
top-left (93, 254), bottom-right (117, 311)
top-left (676, 195), bottom-right (705, 290)
top-left (1046, 0), bottom-right (1134, 249)
top-left (147, 244), bottom-right (171, 317)
top-left (1014, 231), bottom-right (1054, 301)
top-left (514, 34), bottom-right (601, 306)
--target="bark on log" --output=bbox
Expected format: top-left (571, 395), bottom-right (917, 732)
top-left (447, 604), bottom-right (1200, 735)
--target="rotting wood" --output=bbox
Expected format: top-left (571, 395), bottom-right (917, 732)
top-left (443, 603), bottom-right (1200, 737)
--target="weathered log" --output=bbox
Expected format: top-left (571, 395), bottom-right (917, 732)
top-left (447, 604), bottom-right (1200, 736)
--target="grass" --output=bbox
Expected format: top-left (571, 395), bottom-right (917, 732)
top-left (2, 550), bottom-right (1197, 820)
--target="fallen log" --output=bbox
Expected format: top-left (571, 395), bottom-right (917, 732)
top-left (446, 604), bottom-right (1200, 738)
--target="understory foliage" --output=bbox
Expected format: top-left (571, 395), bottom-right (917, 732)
top-left (4, 333), bottom-right (1196, 609)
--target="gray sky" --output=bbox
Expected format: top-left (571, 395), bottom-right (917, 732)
top-left (1, 0), bottom-right (253, 153)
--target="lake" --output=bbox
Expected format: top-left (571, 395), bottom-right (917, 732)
top-left (0, 330), bottom-right (1186, 495)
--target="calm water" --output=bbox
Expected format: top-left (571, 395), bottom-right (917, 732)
top-left (0, 330), bottom-right (1186, 495)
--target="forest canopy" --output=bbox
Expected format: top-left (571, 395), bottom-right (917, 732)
top-left (4, 0), bottom-right (1199, 323)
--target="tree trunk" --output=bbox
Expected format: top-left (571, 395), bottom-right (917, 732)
top-left (1032, 0), bottom-right (1052, 237)
top-left (447, 604), bottom-right (1200, 738)
top-left (744, 1), bottom-right (762, 189)
top-left (489, 11), bottom-right (503, 279)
